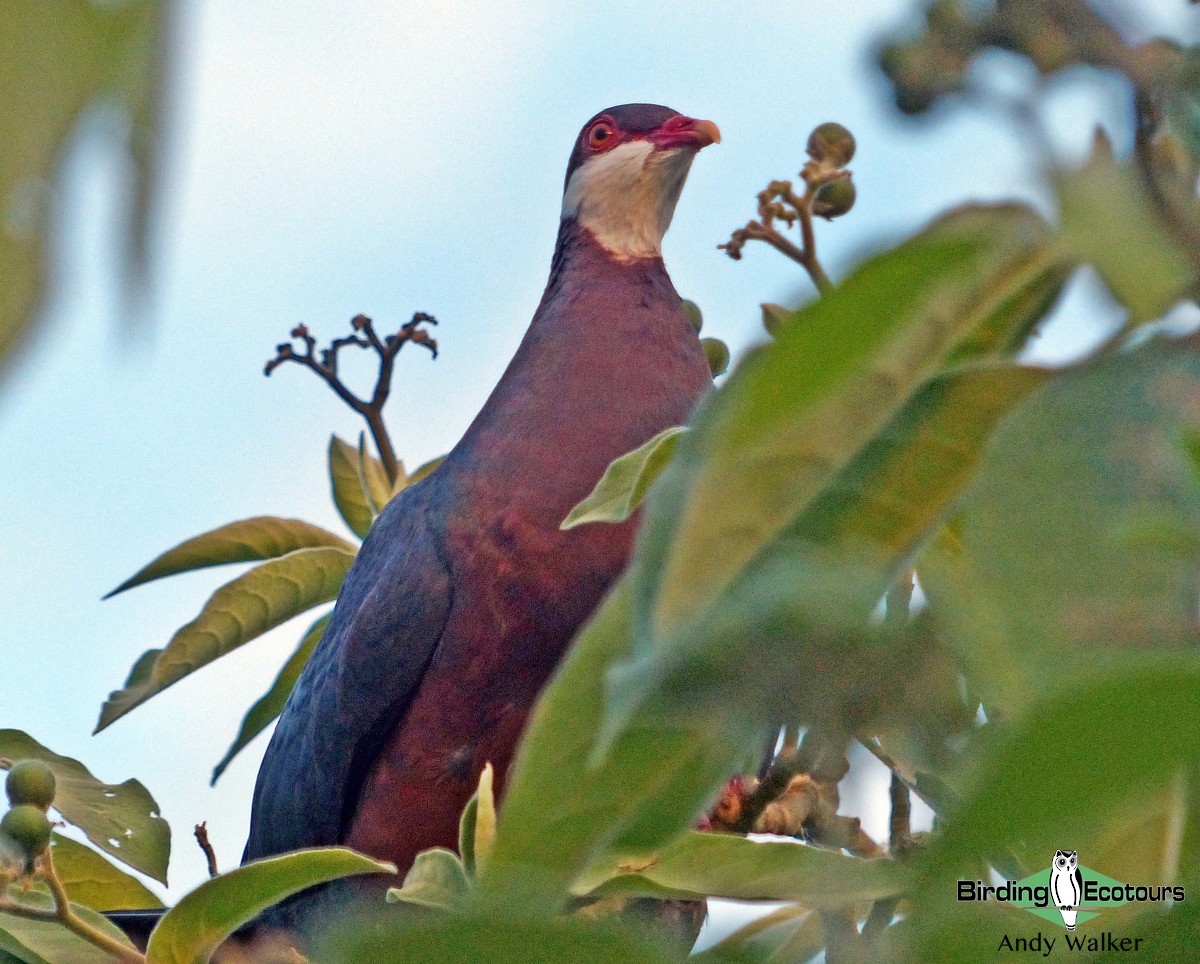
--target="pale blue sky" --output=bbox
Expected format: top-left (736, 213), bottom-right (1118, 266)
top-left (2, 0), bottom-right (1196, 921)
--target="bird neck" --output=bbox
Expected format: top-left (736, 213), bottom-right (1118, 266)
top-left (446, 218), bottom-right (710, 523)
top-left (544, 216), bottom-right (665, 296)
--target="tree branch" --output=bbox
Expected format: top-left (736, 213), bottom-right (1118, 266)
top-left (264, 312), bottom-right (438, 485)
top-left (0, 849), bottom-right (147, 964)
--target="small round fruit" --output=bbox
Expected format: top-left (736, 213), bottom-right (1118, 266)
top-left (1, 805), bottom-right (52, 858)
top-left (806, 122), bottom-right (856, 167)
top-left (681, 299), bottom-right (703, 334)
top-left (812, 178), bottom-right (857, 220)
top-left (6, 761), bottom-right (56, 810)
top-left (702, 338), bottom-right (730, 377)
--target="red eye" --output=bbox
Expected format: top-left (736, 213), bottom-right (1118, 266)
top-left (588, 123), bottom-right (614, 149)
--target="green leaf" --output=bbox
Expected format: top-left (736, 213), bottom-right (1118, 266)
top-left (406, 455), bottom-right (444, 486)
top-left (458, 794), bottom-right (479, 879)
top-left (385, 849), bottom-right (471, 911)
top-left (357, 432), bottom-right (392, 515)
top-left (0, 0), bottom-right (166, 372)
top-left (210, 612), bottom-right (331, 785)
top-left (105, 518), bottom-right (355, 598)
top-left (1056, 134), bottom-right (1196, 324)
top-left (691, 903), bottom-right (821, 963)
top-left (472, 764), bottom-right (497, 877)
top-left (597, 365), bottom-right (1052, 766)
top-left (0, 918), bottom-right (52, 964)
top-left (929, 654), bottom-right (1200, 868)
top-left (318, 908), bottom-right (688, 964)
top-left (96, 546), bottom-right (354, 731)
top-left (0, 731), bottom-right (169, 884)
top-left (561, 427), bottom-right (687, 530)
top-left (796, 363), bottom-right (1051, 562)
top-left (633, 204), bottom-right (1064, 641)
top-left (145, 848), bottom-right (394, 964)
top-left (575, 832), bottom-right (903, 907)
top-left (48, 834), bottom-right (163, 911)
top-left (921, 337), bottom-right (1200, 712)
top-left (0, 887), bottom-right (138, 964)
top-left (329, 435), bottom-right (376, 538)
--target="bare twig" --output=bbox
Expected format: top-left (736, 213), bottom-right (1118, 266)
top-left (861, 771), bottom-right (916, 944)
top-left (265, 312), bottom-right (438, 485)
top-left (820, 907), bottom-right (863, 964)
top-left (889, 772), bottom-right (912, 852)
top-left (194, 822), bottom-right (218, 878)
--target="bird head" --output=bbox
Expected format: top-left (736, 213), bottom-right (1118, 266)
top-left (561, 104), bottom-right (720, 261)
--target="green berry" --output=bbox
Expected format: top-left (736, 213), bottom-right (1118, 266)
top-left (1, 805), bottom-right (52, 858)
top-left (6, 761), bottom-right (56, 810)
top-left (702, 338), bottom-right (730, 377)
top-left (806, 122), bottom-right (856, 167)
top-left (812, 178), bottom-right (857, 220)
top-left (681, 299), bottom-right (703, 334)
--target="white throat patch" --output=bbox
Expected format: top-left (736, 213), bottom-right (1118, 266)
top-left (561, 141), bottom-right (696, 260)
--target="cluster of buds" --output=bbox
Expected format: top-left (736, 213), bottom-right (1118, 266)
top-left (877, 0), bottom-right (1175, 117)
top-left (720, 121), bottom-right (857, 300)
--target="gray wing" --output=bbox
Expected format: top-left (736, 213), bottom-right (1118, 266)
top-left (242, 478), bottom-right (453, 861)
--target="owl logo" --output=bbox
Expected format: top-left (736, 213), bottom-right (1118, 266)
top-left (1051, 850), bottom-right (1082, 930)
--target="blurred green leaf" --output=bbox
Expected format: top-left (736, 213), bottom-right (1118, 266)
top-left (458, 794), bottom-right (479, 879)
top-left (105, 518), bottom-right (354, 598)
top-left (0, 924), bottom-right (50, 964)
top-left (928, 654), bottom-right (1200, 871)
top-left (406, 455), bottom-right (444, 487)
top-left (797, 363), bottom-right (1051, 562)
top-left (145, 848), bottom-right (394, 964)
top-left (472, 763), bottom-right (497, 878)
top-left (561, 427), bottom-right (687, 530)
top-left (576, 832), bottom-right (902, 907)
top-left (329, 435), bottom-right (377, 538)
top-left (1, 886), bottom-right (138, 964)
top-left (0, 0), bottom-right (166, 372)
top-left (598, 366), bottom-right (1052, 767)
top-left (96, 546), bottom-right (354, 731)
top-left (210, 611), bottom-right (331, 785)
top-left (1056, 135), bottom-right (1196, 324)
top-left (47, 833), bottom-right (163, 911)
top-left (386, 848), bottom-right (470, 911)
top-left (633, 204), bottom-right (1062, 641)
top-left (0, 730), bottom-right (169, 884)
top-left (691, 904), bottom-right (821, 963)
top-left (320, 908), bottom-right (689, 964)
top-left (921, 337), bottom-right (1200, 712)
top-left (357, 432), bottom-right (392, 515)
